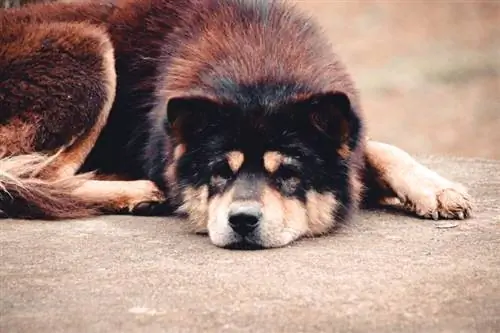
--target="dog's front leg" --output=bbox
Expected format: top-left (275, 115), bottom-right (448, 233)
top-left (363, 140), bottom-right (473, 220)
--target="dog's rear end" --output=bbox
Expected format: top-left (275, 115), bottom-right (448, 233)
top-left (0, 9), bottom-right (117, 219)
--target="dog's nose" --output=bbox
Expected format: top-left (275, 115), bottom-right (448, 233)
top-left (228, 203), bottom-right (262, 236)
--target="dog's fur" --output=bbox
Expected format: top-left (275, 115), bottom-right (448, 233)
top-left (0, 0), bottom-right (472, 248)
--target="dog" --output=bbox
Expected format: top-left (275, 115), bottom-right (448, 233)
top-left (0, 0), bottom-right (472, 249)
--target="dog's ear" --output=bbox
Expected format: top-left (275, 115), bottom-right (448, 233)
top-left (297, 92), bottom-right (362, 157)
top-left (164, 96), bottom-right (222, 140)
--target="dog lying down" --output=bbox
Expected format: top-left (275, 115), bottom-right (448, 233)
top-left (0, 0), bottom-right (472, 249)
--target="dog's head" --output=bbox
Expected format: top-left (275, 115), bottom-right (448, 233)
top-left (162, 89), bottom-right (364, 249)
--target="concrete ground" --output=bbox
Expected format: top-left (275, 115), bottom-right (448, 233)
top-left (1, 157), bottom-right (499, 333)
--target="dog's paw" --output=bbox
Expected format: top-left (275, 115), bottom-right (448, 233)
top-left (113, 180), bottom-right (167, 215)
top-left (127, 189), bottom-right (166, 215)
top-left (131, 201), bottom-right (175, 216)
top-left (402, 184), bottom-right (473, 220)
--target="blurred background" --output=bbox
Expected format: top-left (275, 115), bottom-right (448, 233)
top-left (294, 1), bottom-right (500, 159)
top-left (4, 0), bottom-right (500, 159)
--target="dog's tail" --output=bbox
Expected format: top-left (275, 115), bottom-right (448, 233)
top-left (0, 153), bottom-right (100, 220)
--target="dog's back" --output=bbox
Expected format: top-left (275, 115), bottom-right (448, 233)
top-left (141, 0), bottom-right (367, 247)
top-left (0, 0), bottom-right (366, 236)
top-left (1, 1), bottom-right (119, 218)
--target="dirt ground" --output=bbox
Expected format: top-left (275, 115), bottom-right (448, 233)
top-left (294, 1), bottom-right (500, 159)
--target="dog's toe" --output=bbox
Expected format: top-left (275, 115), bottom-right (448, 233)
top-left (436, 188), bottom-right (473, 219)
top-left (409, 186), bottom-right (473, 221)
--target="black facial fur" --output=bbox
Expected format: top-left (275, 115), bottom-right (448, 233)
top-left (161, 83), bottom-right (361, 219)
top-left (272, 164), bottom-right (303, 197)
top-left (131, 0), bottom-right (365, 223)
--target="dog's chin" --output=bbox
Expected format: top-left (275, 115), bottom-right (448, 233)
top-left (209, 231), bottom-right (265, 250)
top-left (209, 227), bottom-right (302, 250)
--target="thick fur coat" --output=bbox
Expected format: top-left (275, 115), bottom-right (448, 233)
top-left (0, 0), bottom-right (472, 248)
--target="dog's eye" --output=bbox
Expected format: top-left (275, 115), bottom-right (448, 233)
top-left (212, 162), bottom-right (233, 179)
top-left (210, 162), bottom-right (234, 188)
top-left (274, 166), bottom-right (301, 194)
top-left (275, 165), bottom-right (299, 181)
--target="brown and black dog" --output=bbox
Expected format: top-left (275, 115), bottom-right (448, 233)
top-left (0, 0), bottom-right (472, 249)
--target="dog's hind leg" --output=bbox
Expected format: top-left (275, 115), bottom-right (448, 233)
top-left (1, 21), bottom-right (116, 179)
top-left (363, 140), bottom-right (473, 220)
top-left (0, 22), bottom-right (118, 219)
top-left (71, 176), bottom-right (167, 215)
top-left (1, 21), bottom-right (170, 219)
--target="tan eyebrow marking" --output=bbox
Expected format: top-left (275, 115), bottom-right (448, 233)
top-left (264, 151), bottom-right (301, 174)
top-left (263, 151), bottom-right (283, 173)
top-left (227, 151), bottom-right (244, 172)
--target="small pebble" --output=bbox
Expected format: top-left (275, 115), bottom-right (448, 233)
top-left (434, 221), bottom-right (459, 229)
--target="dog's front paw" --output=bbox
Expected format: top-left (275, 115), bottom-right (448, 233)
top-left (403, 184), bottom-right (473, 220)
